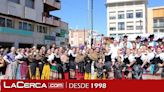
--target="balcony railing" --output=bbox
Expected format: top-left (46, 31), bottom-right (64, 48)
top-left (0, 27), bottom-right (33, 36)
top-left (45, 35), bottom-right (56, 41)
top-left (153, 23), bottom-right (164, 28)
top-left (42, 13), bottom-right (60, 27)
top-left (43, 0), bottom-right (61, 10)
top-left (60, 21), bottom-right (68, 30)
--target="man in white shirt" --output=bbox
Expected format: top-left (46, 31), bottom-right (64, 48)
top-left (119, 35), bottom-right (132, 56)
top-left (135, 36), bottom-right (141, 49)
top-left (108, 39), bottom-right (120, 65)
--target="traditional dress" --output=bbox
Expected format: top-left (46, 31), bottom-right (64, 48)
top-left (153, 53), bottom-right (164, 77)
top-left (94, 62), bottom-right (105, 79)
top-left (61, 54), bottom-right (69, 80)
top-left (15, 54), bottom-right (28, 80)
top-left (84, 56), bottom-right (92, 80)
top-left (132, 55), bottom-right (143, 79)
top-left (50, 62), bottom-right (58, 80)
top-left (113, 58), bottom-right (122, 80)
top-left (41, 63), bottom-right (50, 80)
top-left (75, 53), bottom-right (85, 80)
top-left (30, 58), bottom-right (43, 79)
top-left (68, 50), bottom-right (76, 79)
top-left (3, 52), bottom-right (17, 79)
top-left (55, 54), bottom-right (63, 79)
top-left (104, 54), bottom-right (112, 79)
top-left (148, 52), bottom-right (158, 75)
top-left (122, 54), bottom-right (135, 79)
top-left (88, 52), bottom-right (98, 80)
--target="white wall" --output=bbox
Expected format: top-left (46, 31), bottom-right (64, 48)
top-left (107, 1), bottom-right (147, 37)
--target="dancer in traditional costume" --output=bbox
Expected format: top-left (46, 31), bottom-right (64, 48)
top-left (3, 47), bottom-right (17, 79)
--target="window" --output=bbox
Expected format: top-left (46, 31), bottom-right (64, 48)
top-left (6, 19), bottom-right (13, 28)
top-left (109, 16), bottom-right (116, 20)
top-left (44, 27), bottom-right (47, 33)
top-left (118, 22), bottom-right (125, 30)
top-left (37, 25), bottom-right (47, 33)
top-left (23, 22), bottom-right (27, 30)
top-left (160, 29), bottom-right (164, 32)
top-left (37, 26), bottom-right (39, 32)
top-left (154, 29), bottom-right (158, 33)
top-left (43, 27), bottom-right (46, 33)
top-left (136, 21), bottom-right (143, 30)
top-left (110, 34), bottom-right (116, 37)
top-left (127, 26), bottom-right (134, 30)
top-left (110, 34), bottom-right (116, 36)
top-left (109, 22), bottom-right (116, 31)
top-left (42, 26), bottom-right (47, 33)
top-left (118, 34), bottom-right (123, 37)
top-left (0, 17), bottom-right (5, 27)
top-left (159, 19), bottom-right (164, 27)
top-left (118, 14), bottom-right (124, 19)
top-left (25, 0), bottom-right (35, 9)
top-left (109, 12), bottom-right (116, 20)
top-left (136, 26), bottom-right (143, 30)
top-left (127, 13), bottom-right (133, 18)
top-left (27, 23), bottom-right (33, 31)
top-left (126, 2), bottom-right (133, 6)
top-left (127, 22), bottom-right (133, 30)
top-left (8, 0), bottom-right (20, 4)
top-left (39, 26), bottom-right (42, 33)
top-left (154, 19), bottom-right (157, 23)
top-left (19, 22), bottom-right (22, 29)
top-left (136, 10), bottom-right (143, 18)
top-left (153, 19), bottom-right (158, 27)
top-left (0, 17), bottom-right (14, 28)
top-left (19, 21), bottom-right (33, 31)
top-left (118, 11), bottom-right (124, 19)
top-left (127, 11), bottom-right (133, 19)
top-left (110, 27), bottom-right (116, 31)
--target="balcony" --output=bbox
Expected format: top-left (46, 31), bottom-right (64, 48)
top-left (42, 13), bottom-right (60, 27)
top-left (153, 23), bottom-right (164, 28)
top-left (0, 27), bottom-right (33, 36)
top-left (45, 35), bottom-right (56, 41)
top-left (43, 0), bottom-right (61, 11)
top-left (60, 21), bottom-right (68, 30)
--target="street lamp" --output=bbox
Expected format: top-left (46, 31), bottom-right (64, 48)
top-left (88, 0), bottom-right (94, 47)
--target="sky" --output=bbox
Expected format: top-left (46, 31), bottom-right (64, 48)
top-left (51, 0), bottom-right (164, 35)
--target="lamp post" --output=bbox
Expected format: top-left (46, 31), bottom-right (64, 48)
top-left (88, 0), bottom-right (93, 47)
top-left (84, 28), bottom-right (85, 45)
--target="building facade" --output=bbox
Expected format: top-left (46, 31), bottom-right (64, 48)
top-left (147, 6), bottom-right (164, 35)
top-left (69, 29), bottom-right (89, 47)
top-left (106, 0), bottom-right (147, 38)
top-left (0, 0), bottom-right (68, 48)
